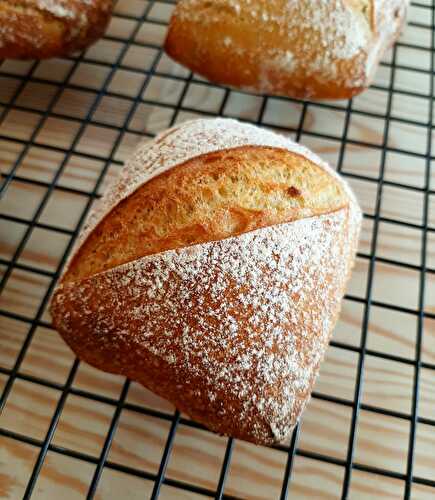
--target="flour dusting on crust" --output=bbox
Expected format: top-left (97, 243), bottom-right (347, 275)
top-left (52, 118), bottom-right (362, 443)
top-left (53, 206), bottom-right (360, 442)
top-left (35, 0), bottom-right (75, 18)
top-left (168, 0), bottom-right (409, 97)
top-left (69, 118), bottom-right (358, 267)
top-left (0, 0), bottom-right (113, 56)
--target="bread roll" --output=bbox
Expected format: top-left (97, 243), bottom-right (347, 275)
top-left (165, 0), bottom-right (408, 100)
top-left (50, 118), bottom-right (362, 444)
top-left (0, 0), bottom-right (113, 59)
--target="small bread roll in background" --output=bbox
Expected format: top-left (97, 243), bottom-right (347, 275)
top-left (0, 0), bottom-right (113, 59)
top-left (51, 119), bottom-right (362, 444)
top-left (165, 0), bottom-right (409, 99)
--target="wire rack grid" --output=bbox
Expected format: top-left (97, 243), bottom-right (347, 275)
top-left (0, 0), bottom-right (434, 499)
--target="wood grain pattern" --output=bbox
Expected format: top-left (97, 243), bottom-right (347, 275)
top-left (1, 0), bottom-right (434, 498)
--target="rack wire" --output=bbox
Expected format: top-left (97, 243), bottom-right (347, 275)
top-left (0, 0), bottom-right (434, 498)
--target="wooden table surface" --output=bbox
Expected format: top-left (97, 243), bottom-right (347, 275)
top-left (0, 1), bottom-right (434, 499)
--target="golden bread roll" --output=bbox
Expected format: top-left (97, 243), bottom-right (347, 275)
top-left (165, 0), bottom-right (409, 99)
top-left (50, 118), bottom-right (362, 444)
top-left (0, 0), bottom-right (113, 59)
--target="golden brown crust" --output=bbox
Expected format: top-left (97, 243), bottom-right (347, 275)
top-left (52, 207), bottom-right (360, 444)
top-left (0, 0), bottom-right (113, 59)
top-left (64, 146), bottom-right (347, 282)
top-left (50, 119), bottom-right (362, 444)
top-left (164, 0), bottom-right (409, 99)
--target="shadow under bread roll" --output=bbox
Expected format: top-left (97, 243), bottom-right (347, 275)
top-left (0, 0), bottom-right (114, 59)
top-left (50, 118), bottom-right (362, 445)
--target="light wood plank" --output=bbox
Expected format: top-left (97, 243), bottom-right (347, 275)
top-left (0, 1), bottom-right (434, 498)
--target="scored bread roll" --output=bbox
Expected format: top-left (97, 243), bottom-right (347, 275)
top-left (50, 118), bottom-right (362, 445)
top-left (165, 0), bottom-right (409, 100)
top-left (0, 0), bottom-right (113, 59)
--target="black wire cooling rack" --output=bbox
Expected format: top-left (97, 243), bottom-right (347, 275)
top-left (0, 1), bottom-right (434, 499)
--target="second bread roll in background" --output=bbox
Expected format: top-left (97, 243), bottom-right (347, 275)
top-left (165, 0), bottom-right (409, 99)
top-left (0, 0), bottom-right (114, 59)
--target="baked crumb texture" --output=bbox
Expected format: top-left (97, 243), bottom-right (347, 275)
top-left (51, 118), bottom-right (362, 444)
top-left (165, 0), bottom-right (409, 99)
top-left (0, 0), bottom-right (114, 59)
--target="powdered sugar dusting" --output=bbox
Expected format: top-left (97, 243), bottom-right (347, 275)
top-left (53, 206), bottom-right (360, 443)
